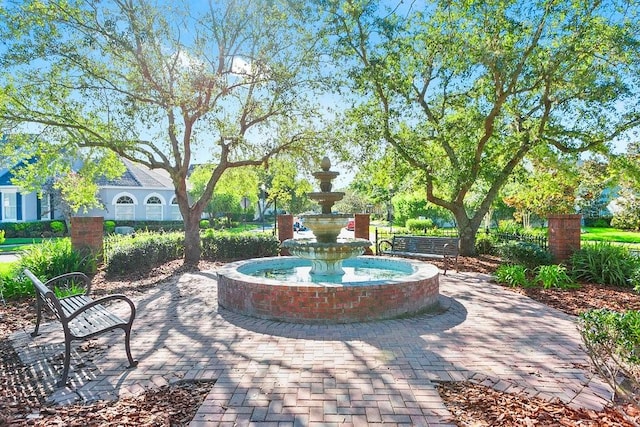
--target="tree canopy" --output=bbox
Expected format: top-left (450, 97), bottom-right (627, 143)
top-left (0, 0), bottom-right (326, 263)
top-left (322, 0), bottom-right (640, 254)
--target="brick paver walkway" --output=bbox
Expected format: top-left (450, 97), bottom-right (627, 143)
top-left (10, 270), bottom-right (611, 426)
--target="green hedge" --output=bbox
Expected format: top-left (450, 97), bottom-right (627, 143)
top-left (104, 232), bottom-right (185, 277)
top-left (201, 230), bottom-right (279, 261)
top-left (0, 220), bottom-right (67, 238)
top-left (103, 230), bottom-right (279, 278)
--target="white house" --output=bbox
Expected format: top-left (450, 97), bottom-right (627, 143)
top-left (0, 158), bottom-right (180, 223)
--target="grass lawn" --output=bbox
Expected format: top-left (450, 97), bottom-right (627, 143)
top-left (581, 227), bottom-right (640, 244)
top-left (0, 237), bottom-right (50, 253)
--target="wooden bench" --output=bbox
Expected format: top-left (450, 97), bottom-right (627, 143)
top-left (25, 269), bottom-right (137, 387)
top-left (378, 235), bottom-right (459, 274)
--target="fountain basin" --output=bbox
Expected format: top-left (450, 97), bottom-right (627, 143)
top-left (282, 238), bottom-right (371, 275)
top-left (217, 256), bottom-right (440, 324)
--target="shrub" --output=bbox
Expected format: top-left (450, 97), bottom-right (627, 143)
top-left (200, 219), bottom-right (211, 229)
top-left (583, 217), bottom-right (612, 228)
top-left (201, 230), bottom-right (279, 261)
top-left (406, 218), bottom-right (434, 233)
top-left (0, 230), bottom-right (5, 245)
top-left (50, 220), bottom-right (66, 235)
top-left (533, 264), bottom-right (577, 289)
top-left (497, 219), bottom-right (523, 234)
top-left (104, 220), bottom-right (116, 234)
top-left (475, 233), bottom-right (498, 255)
top-left (494, 264), bottom-right (530, 287)
top-left (579, 309), bottom-right (640, 403)
top-left (0, 239), bottom-right (98, 298)
top-left (19, 238), bottom-right (96, 279)
top-left (104, 231), bottom-right (184, 277)
top-left (499, 242), bottom-right (553, 270)
top-left (570, 243), bottom-right (640, 287)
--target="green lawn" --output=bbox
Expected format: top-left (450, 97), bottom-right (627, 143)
top-left (581, 227), bottom-right (640, 244)
top-left (0, 237), bottom-right (49, 253)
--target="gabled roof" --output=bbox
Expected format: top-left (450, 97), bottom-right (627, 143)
top-left (1, 158), bottom-right (175, 190)
top-left (97, 159), bottom-right (174, 190)
top-left (0, 157), bottom-right (39, 186)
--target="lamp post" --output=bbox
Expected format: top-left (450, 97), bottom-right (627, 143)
top-left (273, 197), bottom-right (277, 236)
top-left (260, 184), bottom-right (266, 232)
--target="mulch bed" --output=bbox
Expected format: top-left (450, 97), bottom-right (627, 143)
top-left (2, 256), bottom-right (640, 426)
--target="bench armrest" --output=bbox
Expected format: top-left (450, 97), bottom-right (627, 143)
top-left (44, 272), bottom-right (92, 296)
top-left (65, 294), bottom-right (136, 324)
top-left (377, 239), bottom-right (393, 253)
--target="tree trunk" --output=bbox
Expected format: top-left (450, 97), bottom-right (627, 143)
top-left (453, 212), bottom-right (481, 257)
top-left (183, 211), bottom-right (202, 266)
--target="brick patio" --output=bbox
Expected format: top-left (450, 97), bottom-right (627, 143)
top-left (10, 269), bottom-right (611, 426)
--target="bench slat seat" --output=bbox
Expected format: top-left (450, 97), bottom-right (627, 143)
top-left (25, 269), bottom-right (137, 387)
top-left (379, 235), bottom-right (459, 274)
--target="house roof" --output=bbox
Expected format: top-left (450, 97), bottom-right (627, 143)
top-left (1, 158), bottom-right (175, 190)
top-left (97, 159), bottom-right (174, 190)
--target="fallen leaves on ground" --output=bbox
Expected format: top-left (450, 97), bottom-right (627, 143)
top-left (438, 381), bottom-right (639, 427)
top-left (2, 379), bottom-right (212, 426)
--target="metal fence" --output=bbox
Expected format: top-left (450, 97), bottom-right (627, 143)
top-left (374, 228), bottom-right (548, 253)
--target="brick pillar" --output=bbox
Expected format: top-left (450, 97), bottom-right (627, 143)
top-left (277, 214), bottom-right (294, 256)
top-left (354, 214), bottom-right (373, 255)
top-left (70, 216), bottom-right (104, 266)
top-left (548, 214), bottom-right (581, 262)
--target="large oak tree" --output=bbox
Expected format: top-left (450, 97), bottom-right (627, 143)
top-left (0, 0), bottom-right (323, 264)
top-left (323, 0), bottom-right (640, 255)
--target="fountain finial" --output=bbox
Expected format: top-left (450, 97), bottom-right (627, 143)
top-left (320, 156), bottom-right (331, 171)
top-left (310, 157), bottom-right (342, 214)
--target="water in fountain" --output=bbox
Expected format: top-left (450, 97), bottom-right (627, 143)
top-left (281, 156), bottom-right (371, 277)
top-left (216, 155), bottom-right (440, 323)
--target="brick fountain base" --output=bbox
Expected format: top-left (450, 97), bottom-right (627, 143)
top-left (217, 256), bottom-right (440, 324)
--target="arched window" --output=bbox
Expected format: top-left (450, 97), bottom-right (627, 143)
top-left (170, 197), bottom-right (182, 220)
top-left (145, 195), bottom-right (163, 220)
top-left (115, 195), bottom-right (135, 220)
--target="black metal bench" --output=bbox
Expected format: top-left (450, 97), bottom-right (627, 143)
top-left (25, 269), bottom-right (137, 387)
top-left (378, 235), bottom-right (459, 274)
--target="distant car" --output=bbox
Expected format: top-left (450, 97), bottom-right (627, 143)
top-left (293, 221), bottom-right (307, 231)
top-left (346, 218), bottom-right (355, 231)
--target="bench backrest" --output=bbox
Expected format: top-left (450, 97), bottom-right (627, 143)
top-left (392, 236), bottom-right (459, 256)
top-left (24, 269), bottom-right (65, 321)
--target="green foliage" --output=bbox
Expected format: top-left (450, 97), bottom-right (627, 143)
top-left (579, 309), bottom-right (640, 403)
top-left (393, 193), bottom-right (453, 228)
top-left (494, 265), bottom-right (530, 288)
top-left (405, 218), bottom-right (434, 233)
top-left (0, 239), bottom-right (97, 298)
top-left (0, 220), bottom-right (62, 238)
top-left (533, 265), bottom-right (577, 290)
top-left (104, 232), bottom-right (184, 278)
top-left (0, 230), bottom-right (4, 245)
top-left (201, 230), bottom-right (279, 261)
top-left (499, 242), bottom-right (553, 270)
top-left (53, 282), bottom-right (85, 298)
top-left (18, 238), bottom-right (96, 280)
top-left (611, 190), bottom-right (640, 231)
top-left (104, 220), bottom-right (116, 234)
top-left (583, 217), bottom-right (612, 228)
top-left (50, 220), bottom-right (65, 234)
top-left (200, 219), bottom-right (211, 229)
top-left (475, 233), bottom-right (498, 255)
top-left (497, 220), bottom-right (523, 235)
top-left (570, 243), bottom-right (640, 287)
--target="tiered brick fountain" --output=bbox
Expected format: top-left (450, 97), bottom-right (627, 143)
top-left (217, 157), bottom-right (440, 323)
